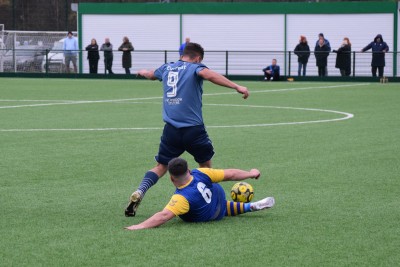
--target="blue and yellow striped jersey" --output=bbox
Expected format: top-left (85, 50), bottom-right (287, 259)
top-left (165, 168), bottom-right (227, 222)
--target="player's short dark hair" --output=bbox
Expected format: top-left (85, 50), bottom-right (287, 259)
top-left (168, 158), bottom-right (188, 177)
top-left (183, 42), bottom-right (204, 60)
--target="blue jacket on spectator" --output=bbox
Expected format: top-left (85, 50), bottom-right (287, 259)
top-left (179, 43), bottom-right (186, 56)
top-left (315, 34), bottom-right (331, 52)
top-left (263, 65), bottom-right (280, 76)
top-left (262, 63), bottom-right (280, 81)
top-left (362, 34), bottom-right (389, 67)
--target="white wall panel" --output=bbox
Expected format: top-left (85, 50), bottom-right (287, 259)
top-left (182, 15), bottom-right (284, 51)
top-left (287, 14), bottom-right (394, 77)
top-left (81, 14), bottom-right (180, 73)
top-left (183, 14), bottom-right (285, 75)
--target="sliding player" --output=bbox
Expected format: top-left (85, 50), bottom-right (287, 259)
top-left (125, 158), bottom-right (275, 230)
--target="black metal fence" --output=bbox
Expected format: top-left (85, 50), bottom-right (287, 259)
top-left (0, 48), bottom-right (398, 77)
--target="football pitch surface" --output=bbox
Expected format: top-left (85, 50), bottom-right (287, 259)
top-left (1, 78), bottom-right (399, 266)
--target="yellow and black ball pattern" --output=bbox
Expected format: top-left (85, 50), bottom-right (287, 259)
top-left (231, 182), bottom-right (254, 203)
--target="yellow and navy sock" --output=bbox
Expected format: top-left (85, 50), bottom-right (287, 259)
top-left (225, 201), bottom-right (252, 216)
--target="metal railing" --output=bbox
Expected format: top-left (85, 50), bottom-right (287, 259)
top-left (0, 48), bottom-right (398, 77)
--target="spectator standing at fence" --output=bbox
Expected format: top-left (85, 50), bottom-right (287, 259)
top-left (85, 38), bottom-right (100, 74)
top-left (315, 33), bottom-right (331, 76)
top-left (118, 36), bottom-right (134, 74)
top-left (361, 34), bottom-right (389, 77)
top-left (294, 35), bottom-right (310, 76)
top-left (100, 38), bottom-right (114, 74)
top-left (314, 38), bottom-right (330, 77)
top-left (179, 37), bottom-right (190, 57)
top-left (262, 59), bottom-right (280, 81)
top-left (315, 33), bottom-right (331, 51)
top-left (63, 31), bottom-right (78, 73)
top-left (333, 37), bottom-right (352, 77)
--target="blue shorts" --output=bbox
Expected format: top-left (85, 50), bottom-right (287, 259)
top-left (211, 183), bottom-right (228, 221)
top-left (155, 123), bottom-right (215, 165)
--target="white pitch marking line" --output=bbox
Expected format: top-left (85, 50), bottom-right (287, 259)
top-left (0, 105), bottom-right (354, 132)
top-left (0, 83), bottom-right (360, 132)
top-left (0, 97), bottom-right (163, 109)
top-left (0, 127), bottom-right (163, 132)
top-left (204, 83), bottom-right (370, 96)
top-left (0, 99), bottom-right (76, 102)
top-left (0, 83), bottom-right (370, 109)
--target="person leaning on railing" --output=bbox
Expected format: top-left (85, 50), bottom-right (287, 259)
top-left (100, 38), bottom-right (114, 74)
top-left (333, 37), bottom-right (351, 77)
top-left (118, 36), bottom-right (134, 75)
top-left (314, 38), bottom-right (330, 77)
top-left (85, 38), bottom-right (99, 74)
top-left (361, 34), bottom-right (389, 78)
top-left (294, 35), bottom-right (310, 77)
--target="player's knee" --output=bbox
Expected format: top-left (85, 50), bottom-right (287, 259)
top-left (198, 160), bottom-right (212, 168)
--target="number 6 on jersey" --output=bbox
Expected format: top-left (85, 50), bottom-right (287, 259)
top-left (197, 182), bottom-right (212, 203)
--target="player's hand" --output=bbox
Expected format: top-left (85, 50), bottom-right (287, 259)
top-left (250, 169), bottom-right (261, 179)
top-left (137, 69), bottom-right (148, 77)
top-left (137, 69), bottom-right (156, 80)
top-left (124, 225), bottom-right (139, 231)
top-left (236, 86), bottom-right (249, 99)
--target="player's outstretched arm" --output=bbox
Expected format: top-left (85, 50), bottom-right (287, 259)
top-left (198, 68), bottom-right (249, 99)
top-left (223, 169), bottom-right (260, 181)
top-left (137, 69), bottom-right (157, 80)
top-left (125, 209), bottom-right (175, 230)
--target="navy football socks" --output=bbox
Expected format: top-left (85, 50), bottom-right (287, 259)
top-left (137, 171), bottom-right (159, 196)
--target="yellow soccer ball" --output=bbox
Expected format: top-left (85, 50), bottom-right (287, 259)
top-left (231, 182), bottom-right (254, 203)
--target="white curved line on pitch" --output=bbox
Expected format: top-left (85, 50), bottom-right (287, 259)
top-left (0, 105), bottom-right (354, 132)
top-left (204, 83), bottom-right (370, 96)
top-left (0, 99), bottom-right (76, 102)
top-left (0, 83), bottom-right (370, 109)
top-left (0, 97), bottom-right (163, 109)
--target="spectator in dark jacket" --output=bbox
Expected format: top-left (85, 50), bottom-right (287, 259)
top-left (85, 38), bottom-right (100, 74)
top-left (361, 34), bottom-right (389, 77)
top-left (119, 36), bottom-right (134, 74)
top-left (333, 37), bottom-right (352, 76)
top-left (315, 33), bottom-right (331, 76)
top-left (314, 39), bottom-right (330, 77)
top-left (100, 38), bottom-right (113, 74)
top-left (262, 59), bottom-right (280, 81)
top-left (294, 35), bottom-right (310, 76)
top-left (315, 33), bottom-right (331, 51)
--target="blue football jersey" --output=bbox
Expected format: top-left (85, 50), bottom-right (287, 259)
top-left (175, 169), bottom-right (227, 222)
top-left (154, 60), bottom-right (208, 128)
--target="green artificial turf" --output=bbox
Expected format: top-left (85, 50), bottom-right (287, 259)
top-left (0, 78), bottom-right (399, 266)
